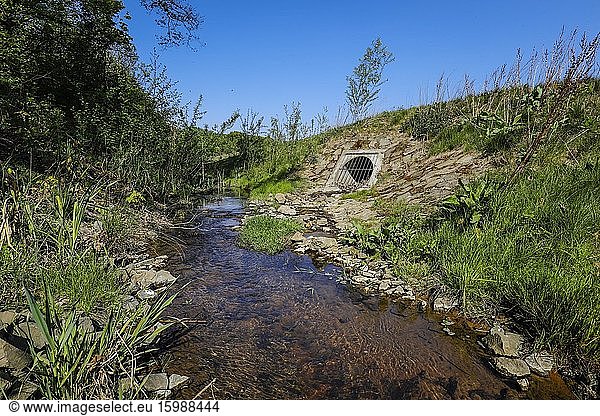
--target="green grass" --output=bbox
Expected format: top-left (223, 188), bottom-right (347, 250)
top-left (239, 215), bottom-right (302, 254)
top-left (249, 179), bottom-right (303, 200)
top-left (44, 255), bottom-right (122, 314)
top-left (340, 187), bottom-right (378, 202)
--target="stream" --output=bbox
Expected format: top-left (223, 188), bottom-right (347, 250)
top-left (156, 197), bottom-right (573, 399)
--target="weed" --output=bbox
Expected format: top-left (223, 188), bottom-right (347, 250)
top-left (239, 215), bottom-right (302, 254)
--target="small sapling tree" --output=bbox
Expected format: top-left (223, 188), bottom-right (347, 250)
top-left (346, 38), bottom-right (395, 122)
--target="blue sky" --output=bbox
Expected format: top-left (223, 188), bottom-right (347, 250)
top-left (123, 0), bottom-right (600, 128)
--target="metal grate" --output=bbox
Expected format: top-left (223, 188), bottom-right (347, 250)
top-left (335, 156), bottom-right (374, 190)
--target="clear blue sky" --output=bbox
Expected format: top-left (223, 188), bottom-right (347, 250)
top-left (123, 0), bottom-right (600, 128)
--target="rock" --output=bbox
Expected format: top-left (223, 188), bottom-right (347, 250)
top-left (0, 338), bottom-right (31, 370)
top-left (169, 374), bottom-right (189, 389)
top-left (290, 232), bottom-right (306, 243)
top-left (277, 205), bottom-right (297, 216)
top-left (482, 324), bottom-right (523, 357)
top-left (316, 218), bottom-right (328, 226)
top-left (122, 296), bottom-right (139, 311)
top-left (432, 295), bottom-right (458, 312)
top-left (137, 289), bottom-right (156, 300)
top-left (443, 327), bottom-right (455, 336)
top-left (132, 269), bottom-right (176, 289)
top-left (379, 282), bottom-right (390, 291)
top-left (416, 299), bottom-right (428, 312)
top-left (154, 270), bottom-right (177, 286)
top-left (154, 389), bottom-right (172, 399)
top-left (144, 373), bottom-right (169, 392)
top-left (525, 351), bottom-right (554, 376)
top-left (11, 381), bottom-right (38, 400)
top-left (490, 357), bottom-right (530, 378)
top-left (16, 322), bottom-right (47, 349)
top-left (274, 193), bottom-right (286, 204)
top-left (517, 378), bottom-right (530, 391)
top-left (0, 311), bottom-right (17, 328)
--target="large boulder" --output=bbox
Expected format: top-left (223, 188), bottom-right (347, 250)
top-left (277, 205), bottom-right (297, 216)
top-left (482, 324), bottom-right (523, 357)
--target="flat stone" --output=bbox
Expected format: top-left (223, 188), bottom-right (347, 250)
top-left (432, 295), bottom-right (458, 312)
top-left (154, 389), bottom-right (172, 399)
top-left (290, 232), bottom-right (306, 243)
top-left (0, 338), bottom-right (31, 370)
top-left (525, 352), bottom-right (554, 376)
top-left (482, 324), bottom-right (523, 357)
top-left (274, 193), bottom-right (286, 204)
top-left (16, 322), bottom-right (47, 349)
top-left (517, 378), bottom-right (530, 391)
top-left (490, 357), bottom-right (530, 378)
top-left (379, 282), bottom-right (390, 291)
top-left (277, 205), bottom-right (297, 216)
top-left (132, 269), bottom-right (176, 289)
top-left (0, 311), bottom-right (17, 327)
top-left (169, 374), bottom-right (190, 389)
top-left (144, 373), bottom-right (169, 392)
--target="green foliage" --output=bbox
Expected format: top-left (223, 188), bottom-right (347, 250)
top-left (239, 215), bottom-right (302, 254)
top-left (44, 255), bottom-right (121, 314)
top-left (24, 285), bottom-right (175, 399)
top-left (340, 187), bottom-right (378, 202)
top-left (125, 190), bottom-right (145, 205)
top-left (438, 179), bottom-right (494, 228)
top-left (249, 179), bottom-right (301, 200)
top-left (346, 38), bottom-right (395, 121)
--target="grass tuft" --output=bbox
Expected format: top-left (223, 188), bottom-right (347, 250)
top-left (239, 215), bottom-right (302, 254)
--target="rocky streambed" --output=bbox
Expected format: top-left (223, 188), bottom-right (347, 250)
top-left (157, 197), bottom-right (574, 399)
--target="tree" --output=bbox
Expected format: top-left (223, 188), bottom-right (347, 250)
top-left (141, 0), bottom-right (202, 47)
top-left (346, 38), bottom-right (394, 122)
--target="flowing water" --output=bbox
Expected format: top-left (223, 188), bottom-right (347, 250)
top-left (156, 197), bottom-right (574, 399)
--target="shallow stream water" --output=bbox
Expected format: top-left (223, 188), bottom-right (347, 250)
top-left (156, 197), bottom-right (573, 399)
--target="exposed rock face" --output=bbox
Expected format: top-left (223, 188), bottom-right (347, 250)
top-left (482, 324), bottom-right (523, 357)
top-left (490, 357), bottom-right (530, 378)
top-left (525, 352), bottom-right (554, 376)
top-left (0, 338), bottom-right (31, 370)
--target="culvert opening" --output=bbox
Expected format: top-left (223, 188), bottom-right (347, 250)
top-left (338, 156), bottom-right (374, 187)
top-left (324, 150), bottom-right (384, 192)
